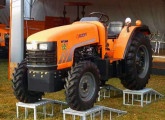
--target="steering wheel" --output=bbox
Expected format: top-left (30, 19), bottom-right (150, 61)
top-left (89, 12), bottom-right (109, 23)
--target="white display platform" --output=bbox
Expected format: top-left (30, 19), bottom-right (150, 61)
top-left (63, 106), bottom-right (127, 120)
top-left (98, 84), bottom-right (123, 101)
top-left (123, 88), bottom-right (164, 107)
top-left (16, 98), bottom-right (67, 120)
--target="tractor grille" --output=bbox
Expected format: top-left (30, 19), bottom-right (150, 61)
top-left (26, 50), bottom-right (57, 65)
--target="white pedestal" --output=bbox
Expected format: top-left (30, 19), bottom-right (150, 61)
top-left (98, 84), bottom-right (123, 101)
top-left (16, 98), bottom-right (67, 120)
top-left (123, 88), bottom-right (164, 107)
top-left (63, 106), bottom-right (127, 120)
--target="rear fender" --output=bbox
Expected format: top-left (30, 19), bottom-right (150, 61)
top-left (113, 26), bottom-right (150, 59)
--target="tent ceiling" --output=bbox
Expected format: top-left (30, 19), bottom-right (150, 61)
top-left (29, 0), bottom-right (165, 34)
top-left (0, 0), bottom-right (165, 34)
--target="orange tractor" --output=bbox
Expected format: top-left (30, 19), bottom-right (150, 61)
top-left (12, 12), bottom-right (152, 111)
top-left (0, 24), bottom-right (9, 58)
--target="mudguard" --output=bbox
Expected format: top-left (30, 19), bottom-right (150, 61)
top-left (113, 26), bottom-right (150, 59)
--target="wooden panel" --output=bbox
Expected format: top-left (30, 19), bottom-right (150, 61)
top-left (153, 56), bottom-right (165, 62)
top-left (24, 17), bottom-right (70, 39)
top-left (0, 0), bottom-right (5, 7)
top-left (0, 24), bottom-right (7, 28)
top-left (24, 20), bottom-right (45, 39)
top-left (45, 16), bottom-right (70, 29)
top-left (152, 56), bottom-right (165, 69)
top-left (64, 2), bottom-right (92, 6)
top-left (0, 0), bottom-right (5, 9)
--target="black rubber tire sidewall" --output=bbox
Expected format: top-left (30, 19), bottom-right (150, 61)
top-left (12, 60), bottom-right (43, 103)
top-left (65, 61), bottom-right (100, 111)
top-left (77, 62), bottom-right (99, 109)
top-left (120, 32), bottom-right (152, 90)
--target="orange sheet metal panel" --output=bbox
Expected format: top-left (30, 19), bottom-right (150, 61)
top-left (106, 39), bottom-right (116, 58)
top-left (27, 22), bottom-right (99, 70)
top-left (45, 16), bottom-right (70, 29)
top-left (0, 24), bottom-right (7, 28)
top-left (0, 27), bottom-right (9, 46)
top-left (113, 26), bottom-right (138, 59)
top-left (87, 21), bottom-right (106, 59)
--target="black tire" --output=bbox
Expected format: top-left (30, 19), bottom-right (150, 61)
top-left (65, 61), bottom-right (100, 111)
top-left (120, 32), bottom-right (152, 90)
top-left (12, 60), bottom-right (44, 103)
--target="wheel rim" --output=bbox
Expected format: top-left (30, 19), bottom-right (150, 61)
top-left (79, 72), bottom-right (96, 102)
top-left (136, 45), bottom-right (149, 78)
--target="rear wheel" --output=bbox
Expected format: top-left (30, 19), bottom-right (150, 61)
top-left (65, 61), bottom-right (100, 111)
top-left (120, 32), bottom-right (152, 90)
top-left (12, 60), bottom-right (44, 103)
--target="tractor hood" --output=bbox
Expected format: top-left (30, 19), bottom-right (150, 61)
top-left (27, 22), bottom-right (99, 43)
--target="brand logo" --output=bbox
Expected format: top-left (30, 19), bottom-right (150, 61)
top-left (61, 40), bottom-right (68, 50)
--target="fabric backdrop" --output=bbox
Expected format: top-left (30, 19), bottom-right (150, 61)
top-left (0, 0), bottom-right (165, 34)
top-left (62, 0), bottom-right (165, 34)
top-left (0, 0), bottom-right (10, 26)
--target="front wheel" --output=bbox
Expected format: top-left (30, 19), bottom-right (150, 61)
top-left (12, 60), bottom-right (44, 103)
top-left (120, 32), bottom-right (152, 90)
top-left (65, 61), bottom-right (100, 111)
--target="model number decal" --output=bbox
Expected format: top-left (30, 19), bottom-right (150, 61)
top-left (77, 33), bottom-right (87, 38)
top-left (61, 40), bottom-right (68, 43)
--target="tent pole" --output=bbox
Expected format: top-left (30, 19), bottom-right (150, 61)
top-left (10, 0), bottom-right (24, 79)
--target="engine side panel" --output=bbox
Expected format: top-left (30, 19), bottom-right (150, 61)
top-left (57, 22), bottom-right (100, 69)
top-left (88, 21), bottom-right (106, 59)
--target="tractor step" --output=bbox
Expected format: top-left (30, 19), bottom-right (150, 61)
top-left (123, 88), bottom-right (164, 107)
top-left (63, 106), bottom-right (127, 120)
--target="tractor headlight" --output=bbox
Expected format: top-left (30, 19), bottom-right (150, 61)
top-left (26, 43), bottom-right (33, 50)
top-left (26, 42), bottom-right (56, 51)
top-left (26, 41), bottom-right (38, 50)
top-left (39, 44), bottom-right (48, 50)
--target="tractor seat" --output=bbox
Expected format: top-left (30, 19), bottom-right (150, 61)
top-left (80, 17), bottom-right (99, 22)
top-left (108, 21), bottom-right (124, 39)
